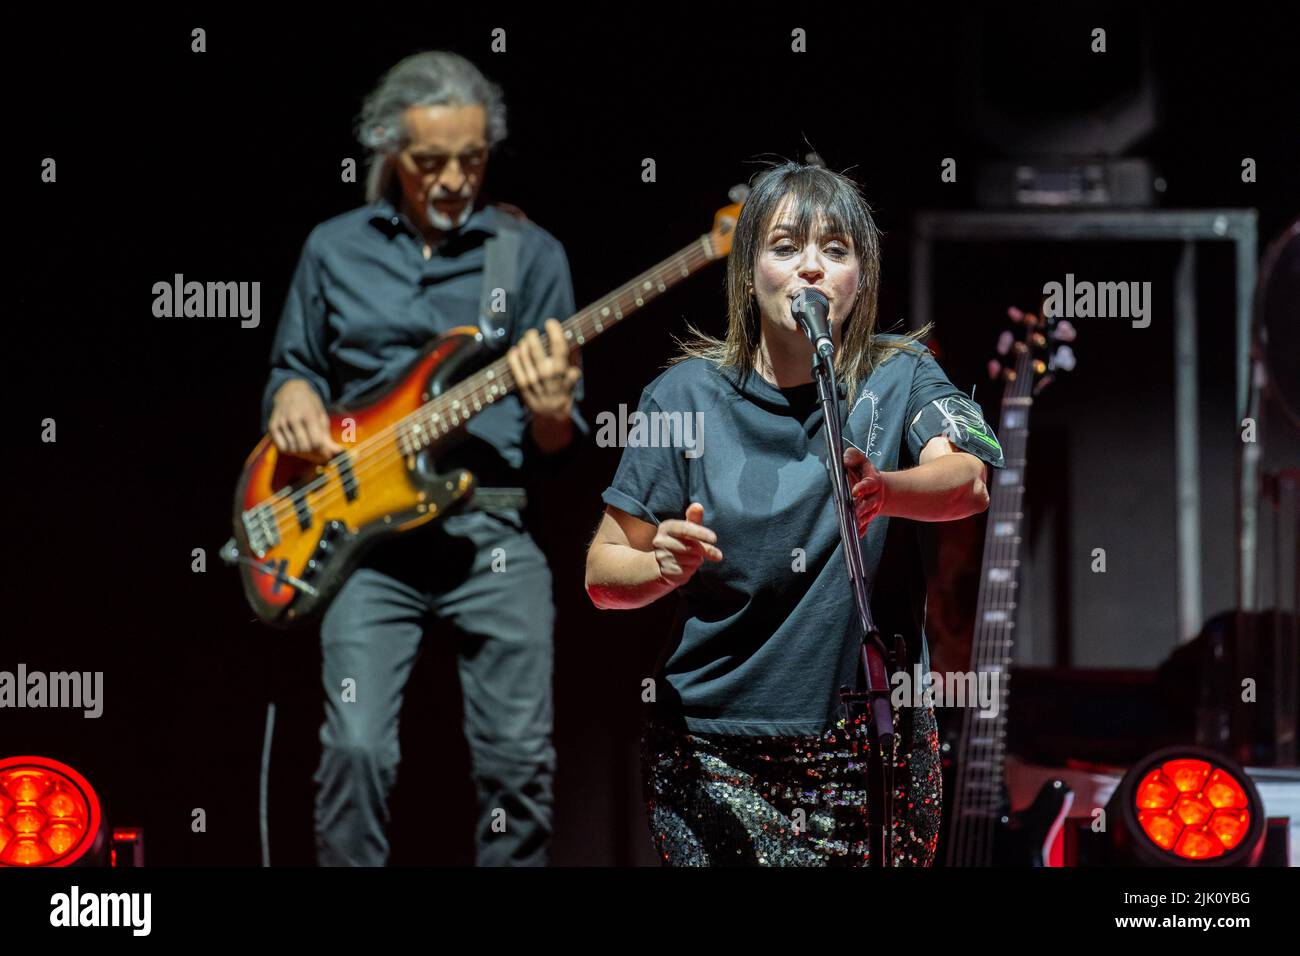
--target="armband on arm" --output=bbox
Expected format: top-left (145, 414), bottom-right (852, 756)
top-left (908, 394), bottom-right (1005, 469)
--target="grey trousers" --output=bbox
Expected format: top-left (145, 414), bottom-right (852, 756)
top-left (312, 510), bottom-right (556, 866)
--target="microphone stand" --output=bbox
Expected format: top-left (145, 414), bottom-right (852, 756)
top-left (810, 343), bottom-right (899, 868)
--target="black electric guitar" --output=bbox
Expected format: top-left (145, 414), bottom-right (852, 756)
top-left (938, 305), bottom-right (1078, 866)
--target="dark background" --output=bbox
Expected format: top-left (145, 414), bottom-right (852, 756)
top-left (7, 6), bottom-right (1298, 865)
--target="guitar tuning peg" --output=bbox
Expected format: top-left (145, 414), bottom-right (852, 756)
top-left (1049, 344), bottom-right (1077, 372)
top-left (987, 359), bottom-right (1002, 380)
top-left (1033, 373), bottom-right (1055, 396)
top-left (997, 330), bottom-right (1014, 356)
top-left (1007, 306), bottom-right (1025, 322)
top-left (1051, 320), bottom-right (1077, 342)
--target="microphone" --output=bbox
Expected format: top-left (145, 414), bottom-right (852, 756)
top-left (791, 289), bottom-right (834, 360)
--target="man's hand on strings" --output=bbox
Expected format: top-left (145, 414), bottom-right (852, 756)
top-left (269, 379), bottom-right (344, 464)
top-left (508, 317), bottom-right (582, 422)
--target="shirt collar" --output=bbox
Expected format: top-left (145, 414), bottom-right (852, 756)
top-left (367, 196), bottom-right (500, 241)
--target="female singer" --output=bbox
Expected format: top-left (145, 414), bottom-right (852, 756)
top-left (584, 160), bottom-right (1005, 866)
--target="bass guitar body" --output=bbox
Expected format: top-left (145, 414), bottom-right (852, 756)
top-left (231, 326), bottom-right (489, 628)
top-left (936, 722), bottom-right (1075, 867)
top-left (226, 198), bottom-right (743, 628)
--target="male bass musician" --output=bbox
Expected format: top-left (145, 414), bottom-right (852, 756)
top-left (261, 51), bottom-right (585, 866)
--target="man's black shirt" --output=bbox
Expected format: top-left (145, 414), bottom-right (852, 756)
top-left (261, 196), bottom-right (587, 486)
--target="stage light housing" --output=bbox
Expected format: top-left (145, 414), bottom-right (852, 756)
top-left (1107, 747), bottom-right (1266, 866)
top-left (0, 755), bottom-right (105, 867)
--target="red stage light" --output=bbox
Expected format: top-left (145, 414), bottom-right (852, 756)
top-left (0, 756), bottom-right (103, 867)
top-left (1133, 758), bottom-right (1250, 860)
top-left (1110, 747), bottom-right (1265, 867)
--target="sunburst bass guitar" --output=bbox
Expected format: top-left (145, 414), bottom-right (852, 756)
top-left (223, 201), bottom-right (741, 627)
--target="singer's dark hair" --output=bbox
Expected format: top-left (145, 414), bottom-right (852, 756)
top-left (672, 159), bottom-right (931, 398)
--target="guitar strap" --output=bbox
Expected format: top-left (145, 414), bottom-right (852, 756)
top-left (468, 208), bottom-right (530, 513)
top-left (478, 211), bottom-right (523, 351)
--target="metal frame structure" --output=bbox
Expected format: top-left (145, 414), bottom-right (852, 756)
top-left (909, 209), bottom-right (1258, 649)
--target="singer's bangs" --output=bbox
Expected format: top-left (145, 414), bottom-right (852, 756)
top-left (756, 171), bottom-right (871, 255)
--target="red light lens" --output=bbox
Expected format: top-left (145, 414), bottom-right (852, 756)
top-left (1165, 759), bottom-right (1212, 793)
top-left (1208, 809), bottom-right (1249, 849)
top-left (1137, 810), bottom-right (1182, 849)
top-left (1204, 769), bottom-right (1248, 809)
top-left (1135, 770), bottom-right (1178, 810)
top-left (1134, 757), bottom-right (1251, 861)
top-left (1174, 794), bottom-right (1213, 826)
top-left (0, 757), bottom-right (100, 867)
top-left (1174, 827), bottom-right (1225, 859)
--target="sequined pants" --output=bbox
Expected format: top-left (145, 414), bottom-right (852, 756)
top-left (642, 704), bottom-right (942, 866)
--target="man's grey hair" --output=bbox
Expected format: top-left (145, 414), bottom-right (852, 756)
top-left (356, 51), bottom-right (507, 202)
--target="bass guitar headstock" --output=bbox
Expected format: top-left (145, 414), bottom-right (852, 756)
top-left (703, 184), bottom-right (747, 260)
top-left (988, 304), bottom-right (1078, 397)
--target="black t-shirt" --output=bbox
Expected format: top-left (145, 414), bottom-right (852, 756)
top-left (602, 334), bottom-right (1005, 735)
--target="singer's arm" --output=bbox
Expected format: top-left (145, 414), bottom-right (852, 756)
top-left (854, 436), bottom-right (989, 523)
top-left (890, 435), bottom-right (989, 520)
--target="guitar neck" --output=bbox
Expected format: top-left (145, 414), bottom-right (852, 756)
top-left (397, 236), bottom-right (719, 453)
top-left (969, 346), bottom-right (1034, 737)
top-left (948, 345), bottom-right (1035, 862)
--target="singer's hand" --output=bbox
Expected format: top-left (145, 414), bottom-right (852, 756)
top-left (652, 502), bottom-right (723, 588)
top-left (845, 446), bottom-right (886, 536)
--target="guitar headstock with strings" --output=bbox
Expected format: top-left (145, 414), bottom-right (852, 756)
top-left (987, 304), bottom-right (1078, 396)
top-left (702, 184), bottom-right (747, 260)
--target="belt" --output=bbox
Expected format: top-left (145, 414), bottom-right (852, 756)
top-left (465, 486), bottom-right (528, 512)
